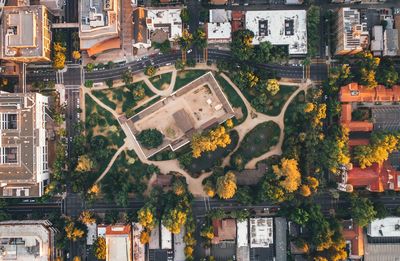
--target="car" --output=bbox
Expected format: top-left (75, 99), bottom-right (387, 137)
top-left (22, 199), bottom-right (35, 203)
top-left (165, 63), bottom-right (172, 66)
top-left (187, 49), bottom-right (192, 54)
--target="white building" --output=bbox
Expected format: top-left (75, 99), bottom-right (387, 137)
top-left (0, 220), bottom-right (57, 261)
top-left (174, 227), bottom-right (185, 261)
top-left (207, 9), bottom-right (232, 43)
top-left (237, 219), bottom-right (250, 261)
top-left (149, 223), bottom-right (160, 250)
top-left (367, 217), bottom-right (400, 237)
top-left (147, 8), bottom-right (182, 41)
top-left (371, 25), bottom-right (383, 56)
top-left (0, 92), bottom-right (49, 198)
top-left (249, 218), bottom-right (274, 248)
top-left (245, 10), bottom-right (307, 55)
top-left (161, 224), bottom-right (172, 250)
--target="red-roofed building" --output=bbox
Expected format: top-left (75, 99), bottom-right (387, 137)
top-left (105, 225), bottom-right (132, 261)
top-left (231, 11), bottom-right (245, 32)
top-left (340, 103), bottom-right (373, 132)
top-left (340, 83), bottom-right (400, 103)
top-left (342, 219), bottom-right (364, 260)
top-left (212, 219), bottom-right (237, 244)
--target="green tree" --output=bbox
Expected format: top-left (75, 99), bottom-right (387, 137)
top-left (175, 59), bottom-right (185, 70)
top-left (86, 63), bottom-right (95, 72)
top-left (193, 28), bottom-right (207, 49)
top-left (122, 70), bottom-right (132, 85)
top-left (105, 79), bottom-right (113, 88)
top-left (137, 129), bottom-right (163, 149)
top-left (84, 80), bottom-right (93, 88)
top-left (350, 195), bottom-right (377, 227)
top-left (180, 8), bottom-right (190, 24)
top-left (231, 30), bottom-right (255, 61)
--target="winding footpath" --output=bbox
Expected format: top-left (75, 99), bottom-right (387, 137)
top-left (84, 65), bottom-right (313, 196)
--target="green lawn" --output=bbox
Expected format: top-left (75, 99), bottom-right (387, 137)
top-left (173, 70), bottom-right (208, 91)
top-left (85, 94), bottom-right (126, 174)
top-left (215, 74), bottom-right (248, 124)
top-left (230, 121), bottom-right (280, 169)
top-left (92, 80), bottom-right (156, 113)
top-left (100, 150), bottom-right (156, 206)
top-left (150, 72), bottom-right (172, 90)
top-left (245, 85), bottom-right (298, 116)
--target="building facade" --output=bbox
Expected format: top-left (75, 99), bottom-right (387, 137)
top-left (0, 92), bottom-right (49, 198)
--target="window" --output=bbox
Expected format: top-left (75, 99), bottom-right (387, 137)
top-left (284, 19), bottom-right (294, 36)
top-left (0, 113), bottom-right (18, 130)
top-left (0, 147), bottom-right (18, 164)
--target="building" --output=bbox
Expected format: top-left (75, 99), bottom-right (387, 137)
top-left (161, 224), bottom-right (172, 250)
top-left (79, 0), bottom-right (120, 57)
top-left (335, 8), bottom-right (369, 55)
top-left (105, 225), bottom-right (132, 261)
top-left (173, 227), bottom-right (185, 261)
top-left (126, 72), bottom-right (235, 158)
top-left (249, 218), bottom-right (275, 260)
top-left (0, 5), bottom-right (51, 63)
top-left (342, 219), bottom-right (364, 260)
top-left (370, 26), bottom-right (383, 56)
top-left (0, 92), bottom-right (49, 198)
top-left (0, 220), bottom-right (57, 260)
top-left (133, 8), bottom-right (182, 50)
top-left (212, 219), bottom-right (236, 244)
top-left (364, 217), bottom-right (400, 260)
top-left (207, 9), bottom-right (231, 43)
top-left (383, 28), bottom-right (399, 56)
top-left (285, 0), bottom-right (303, 3)
top-left (231, 11), bottom-right (245, 33)
top-left (209, 0), bottom-right (227, 5)
top-left (132, 223), bottom-right (145, 261)
top-left (40, 0), bottom-right (63, 15)
top-left (394, 8), bottom-right (400, 56)
top-left (149, 223), bottom-right (160, 250)
top-left (245, 10), bottom-right (307, 55)
top-left (237, 220), bottom-right (250, 261)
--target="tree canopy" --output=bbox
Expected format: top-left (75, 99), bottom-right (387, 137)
top-left (137, 129), bottom-right (164, 149)
top-left (216, 172), bottom-right (237, 199)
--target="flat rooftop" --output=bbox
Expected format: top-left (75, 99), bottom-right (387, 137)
top-left (0, 220), bottom-right (55, 261)
top-left (147, 8), bottom-right (182, 41)
top-left (0, 92), bottom-right (48, 198)
top-left (250, 218), bottom-right (274, 248)
top-left (1, 5), bottom-right (51, 61)
top-left (208, 10), bottom-right (231, 41)
top-left (245, 10), bottom-right (307, 55)
top-left (368, 217), bottom-right (400, 238)
top-left (127, 72), bottom-right (234, 158)
top-left (79, 0), bottom-right (119, 49)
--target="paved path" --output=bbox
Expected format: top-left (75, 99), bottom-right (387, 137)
top-left (84, 64), bottom-right (312, 196)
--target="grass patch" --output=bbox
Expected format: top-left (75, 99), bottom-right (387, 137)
top-left (215, 74), bottom-right (248, 124)
top-left (230, 121), bottom-right (280, 169)
top-left (174, 70), bottom-right (208, 91)
top-left (92, 80), bottom-right (156, 114)
top-left (150, 72), bottom-right (172, 90)
top-left (85, 94), bottom-right (126, 174)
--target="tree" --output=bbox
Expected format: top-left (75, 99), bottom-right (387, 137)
top-left (122, 70), bottom-right (132, 85)
top-left (105, 79), bottom-right (113, 88)
top-left (75, 155), bottom-right (94, 172)
top-left (94, 237), bottom-right (106, 260)
top-left (84, 80), bottom-right (93, 88)
top-left (79, 210), bottom-right (95, 224)
top-left (203, 181), bottom-right (216, 198)
top-left (200, 225), bottom-right (214, 240)
top-left (193, 28), bottom-right (207, 49)
top-left (300, 185), bottom-right (312, 197)
top-left (354, 133), bottom-right (399, 168)
top-left (73, 257), bottom-right (81, 261)
top-left (376, 58), bottom-right (399, 87)
top-left (137, 129), bottom-right (163, 149)
top-left (53, 52), bottom-right (66, 70)
top-left (64, 220), bottom-right (85, 241)
top-left (289, 207), bottom-right (310, 225)
top-left (72, 51), bottom-right (81, 60)
top-left (178, 29), bottom-right (193, 51)
top-left (350, 195), bottom-right (377, 227)
top-left (235, 186), bottom-right (253, 205)
top-left (140, 230), bottom-right (150, 244)
top-left (162, 208), bottom-right (187, 234)
top-left (266, 79), bottom-right (280, 96)
top-left (191, 126), bottom-right (231, 158)
top-left (145, 65), bottom-right (157, 77)
top-left (86, 63), bottom-right (95, 72)
top-left (175, 59), bottom-right (185, 70)
top-left (180, 8), bottom-right (190, 24)
top-left (216, 172), bottom-right (237, 199)
top-left (272, 158), bottom-right (301, 193)
top-left (172, 179), bottom-right (186, 196)
top-left (231, 29), bottom-right (254, 61)
top-left (138, 205), bottom-right (156, 230)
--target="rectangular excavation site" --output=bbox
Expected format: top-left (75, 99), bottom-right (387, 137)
top-left (127, 72), bottom-right (235, 158)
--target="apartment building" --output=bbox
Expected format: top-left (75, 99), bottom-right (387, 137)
top-left (0, 5), bottom-right (52, 63)
top-left (79, 0), bottom-right (121, 57)
top-left (0, 92), bottom-right (49, 198)
top-left (335, 8), bottom-right (369, 55)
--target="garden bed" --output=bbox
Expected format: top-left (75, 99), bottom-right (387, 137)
top-left (150, 72), bottom-right (172, 90)
top-left (230, 121), bottom-right (280, 169)
top-left (92, 80), bottom-right (155, 114)
top-left (215, 74), bottom-right (248, 124)
top-left (174, 70), bottom-right (208, 91)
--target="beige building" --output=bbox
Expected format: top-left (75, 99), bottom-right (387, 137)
top-left (335, 8), bottom-right (369, 55)
top-left (0, 92), bottom-right (49, 198)
top-left (79, 0), bottom-right (121, 57)
top-left (0, 5), bottom-right (52, 63)
top-left (0, 220), bottom-right (57, 260)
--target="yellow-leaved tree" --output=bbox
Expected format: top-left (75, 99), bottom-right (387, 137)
top-left (162, 208), bottom-right (187, 234)
top-left (94, 237), bottom-right (106, 260)
top-left (266, 79), bottom-right (280, 96)
top-left (216, 171), bottom-right (237, 199)
top-left (272, 158), bottom-right (301, 193)
top-left (191, 126), bottom-right (231, 158)
top-left (76, 155), bottom-right (94, 172)
top-left (140, 230), bottom-right (150, 244)
top-left (138, 205), bottom-right (156, 230)
top-left (79, 210), bottom-right (95, 225)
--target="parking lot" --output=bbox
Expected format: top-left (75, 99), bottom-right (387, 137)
top-left (372, 106), bottom-right (400, 131)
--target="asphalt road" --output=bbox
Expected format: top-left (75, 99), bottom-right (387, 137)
top-left (26, 49), bottom-right (319, 84)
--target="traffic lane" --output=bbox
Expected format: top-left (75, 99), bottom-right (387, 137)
top-left (310, 63), bottom-right (328, 82)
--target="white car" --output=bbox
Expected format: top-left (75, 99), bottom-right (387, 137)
top-left (187, 49), bottom-right (192, 54)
